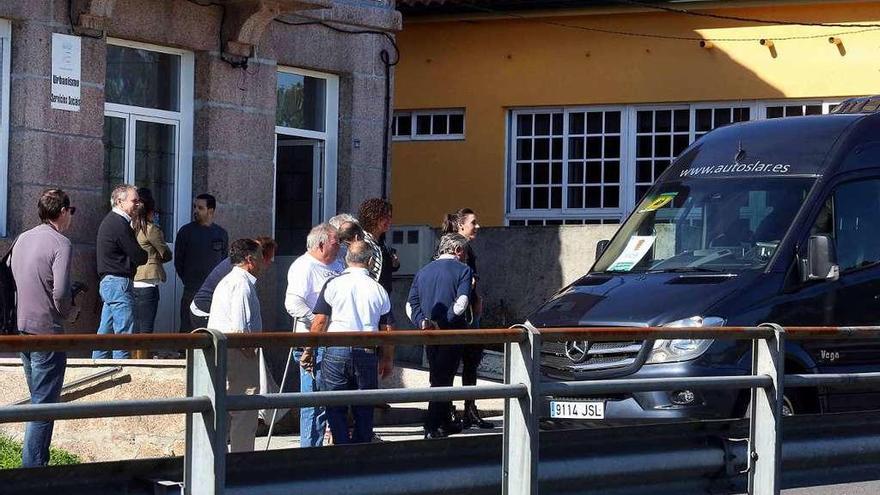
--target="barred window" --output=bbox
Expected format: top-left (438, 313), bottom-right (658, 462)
top-left (393, 109), bottom-right (464, 140)
top-left (765, 103), bottom-right (823, 119)
top-left (511, 109), bottom-right (623, 216)
top-left (566, 109), bottom-right (622, 209)
top-left (513, 111), bottom-right (564, 210)
top-left (635, 108), bottom-right (689, 201)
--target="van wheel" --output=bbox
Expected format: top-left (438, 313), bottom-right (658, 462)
top-left (738, 389), bottom-right (817, 418)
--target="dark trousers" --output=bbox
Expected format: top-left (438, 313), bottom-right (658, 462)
top-left (320, 347), bottom-right (379, 444)
top-left (461, 344), bottom-right (484, 409)
top-left (133, 286), bottom-right (159, 334)
top-left (179, 287), bottom-right (196, 333)
top-left (425, 345), bottom-right (463, 431)
top-left (190, 313), bottom-right (209, 330)
top-left (21, 350), bottom-right (66, 467)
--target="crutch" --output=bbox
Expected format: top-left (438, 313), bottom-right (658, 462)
top-left (265, 317), bottom-right (299, 450)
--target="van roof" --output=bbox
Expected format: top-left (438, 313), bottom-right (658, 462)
top-left (667, 111), bottom-right (874, 180)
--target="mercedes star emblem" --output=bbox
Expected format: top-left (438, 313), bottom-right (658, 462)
top-left (564, 340), bottom-right (590, 364)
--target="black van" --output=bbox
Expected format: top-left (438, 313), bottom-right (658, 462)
top-left (528, 96), bottom-right (880, 422)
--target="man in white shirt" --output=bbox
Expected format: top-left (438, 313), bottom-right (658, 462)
top-left (302, 241), bottom-right (393, 444)
top-left (207, 238), bottom-right (264, 452)
top-left (284, 223), bottom-right (339, 447)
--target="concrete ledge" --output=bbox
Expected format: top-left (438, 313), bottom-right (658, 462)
top-left (0, 357), bottom-right (186, 368)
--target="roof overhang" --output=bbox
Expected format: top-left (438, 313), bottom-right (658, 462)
top-left (398, 0), bottom-right (871, 22)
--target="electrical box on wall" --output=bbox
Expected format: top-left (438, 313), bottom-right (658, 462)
top-left (388, 225), bottom-right (435, 276)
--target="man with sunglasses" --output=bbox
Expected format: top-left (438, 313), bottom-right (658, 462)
top-left (93, 184), bottom-right (147, 359)
top-left (11, 189), bottom-right (84, 466)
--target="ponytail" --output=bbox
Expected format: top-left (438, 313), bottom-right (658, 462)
top-left (440, 208), bottom-right (476, 235)
top-left (440, 213), bottom-right (459, 234)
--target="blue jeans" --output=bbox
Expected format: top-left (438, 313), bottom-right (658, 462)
top-left (21, 350), bottom-right (66, 467)
top-left (293, 348), bottom-right (325, 447)
top-left (93, 275), bottom-right (135, 359)
top-left (320, 347), bottom-right (379, 444)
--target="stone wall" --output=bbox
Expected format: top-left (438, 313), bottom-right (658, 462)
top-left (0, 0), bottom-right (400, 336)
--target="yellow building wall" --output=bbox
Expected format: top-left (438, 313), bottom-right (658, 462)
top-left (391, 2), bottom-right (880, 226)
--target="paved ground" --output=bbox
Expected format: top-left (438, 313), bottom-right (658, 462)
top-left (779, 482), bottom-right (880, 495)
top-left (255, 404), bottom-right (505, 449)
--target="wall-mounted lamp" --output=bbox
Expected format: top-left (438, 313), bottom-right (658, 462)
top-left (760, 39), bottom-right (777, 58)
top-left (828, 36), bottom-right (846, 56)
top-left (699, 40), bottom-right (714, 49)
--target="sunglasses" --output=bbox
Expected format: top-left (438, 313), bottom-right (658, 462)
top-left (66, 206), bottom-right (77, 215)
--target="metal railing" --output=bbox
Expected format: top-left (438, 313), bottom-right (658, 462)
top-left (3, 324), bottom-right (880, 495)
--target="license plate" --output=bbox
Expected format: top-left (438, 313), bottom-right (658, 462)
top-left (549, 400), bottom-right (605, 419)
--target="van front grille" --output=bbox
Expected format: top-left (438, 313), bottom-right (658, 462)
top-left (541, 339), bottom-right (646, 373)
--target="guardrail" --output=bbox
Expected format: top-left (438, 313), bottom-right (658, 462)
top-left (2, 324), bottom-right (880, 495)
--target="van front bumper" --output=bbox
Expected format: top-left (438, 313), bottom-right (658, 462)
top-left (540, 361), bottom-right (748, 423)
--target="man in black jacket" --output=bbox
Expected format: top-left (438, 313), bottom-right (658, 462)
top-left (93, 184), bottom-right (147, 359)
top-left (407, 233), bottom-right (474, 438)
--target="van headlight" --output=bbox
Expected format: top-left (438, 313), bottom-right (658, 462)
top-left (646, 316), bottom-right (725, 364)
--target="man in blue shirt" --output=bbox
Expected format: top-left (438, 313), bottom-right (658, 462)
top-left (406, 233), bottom-right (473, 438)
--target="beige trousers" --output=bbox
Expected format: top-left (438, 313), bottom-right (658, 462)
top-left (227, 349), bottom-right (260, 452)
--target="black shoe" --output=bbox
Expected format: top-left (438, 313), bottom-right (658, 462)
top-left (463, 407), bottom-right (495, 430)
top-left (442, 419), bottom-right (463, 435)
top-left (424, 428), bottom-right (448, 439)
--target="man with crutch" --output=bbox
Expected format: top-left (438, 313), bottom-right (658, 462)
top-left (279, 223), bottom-right (339, 447)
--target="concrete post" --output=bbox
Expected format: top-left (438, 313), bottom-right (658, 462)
top-left (503, 324), bottom-right (541, 495)
top-left (749, 324), bottom-right (785, 495)
top-left (185, 329), bottom-right (228, 495)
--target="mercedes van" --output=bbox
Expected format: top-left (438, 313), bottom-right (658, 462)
top-left (528, 96), bottom-right (880, 422)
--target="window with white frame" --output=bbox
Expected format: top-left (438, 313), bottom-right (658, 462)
top-left (507, 98), bottom-right (842, 225)
top-left (694, 105), bottom-right (751, 140)
top-left (391, 112), bottom-right (412, 139)
top-left (567, 109), bottom-right (623, 211)
top-left (103, 40), bottom-right (194, 243)
top-left (634, 107), bottom-right (689, 201)
top-left (765, 102), bottom-right (823, 119)
top-left (393, 109), bottom-right (464, 140)
top-left (274, 67), bottom-right (339, 256)
top-left (0, 20), bottom-right (10, 237)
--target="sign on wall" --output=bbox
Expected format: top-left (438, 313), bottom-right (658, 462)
top-left (50, 33), bottom-right (81, 112)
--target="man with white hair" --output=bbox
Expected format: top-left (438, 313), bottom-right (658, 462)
top-left (284, 222), bottom-right (340, 447)
top-left (328, 212), bottom-right (357, 230)
top-left (93, 184), bottom-right (147, 359)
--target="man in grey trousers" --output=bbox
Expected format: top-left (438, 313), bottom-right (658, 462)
top-left (11, 189), bottom-right (81, 467)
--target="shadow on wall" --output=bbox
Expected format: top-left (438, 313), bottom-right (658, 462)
top-left (389, 224), bottom-right (623, 329)
top-left (387, 224), bottom-right (619, 362)
top-left (468, 225), bottom-right (620, 328)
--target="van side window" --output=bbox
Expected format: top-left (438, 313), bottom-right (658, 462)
top-left (817, 180), bottom-right (880, 272)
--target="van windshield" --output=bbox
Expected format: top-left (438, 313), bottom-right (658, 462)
top-left (594, 177), bottom-right (815, 273)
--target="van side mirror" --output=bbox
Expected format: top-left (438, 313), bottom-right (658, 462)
top-left (595, 239), bottom-right (610, 262)
top-left (801, 235), bottom-right (839, 282)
